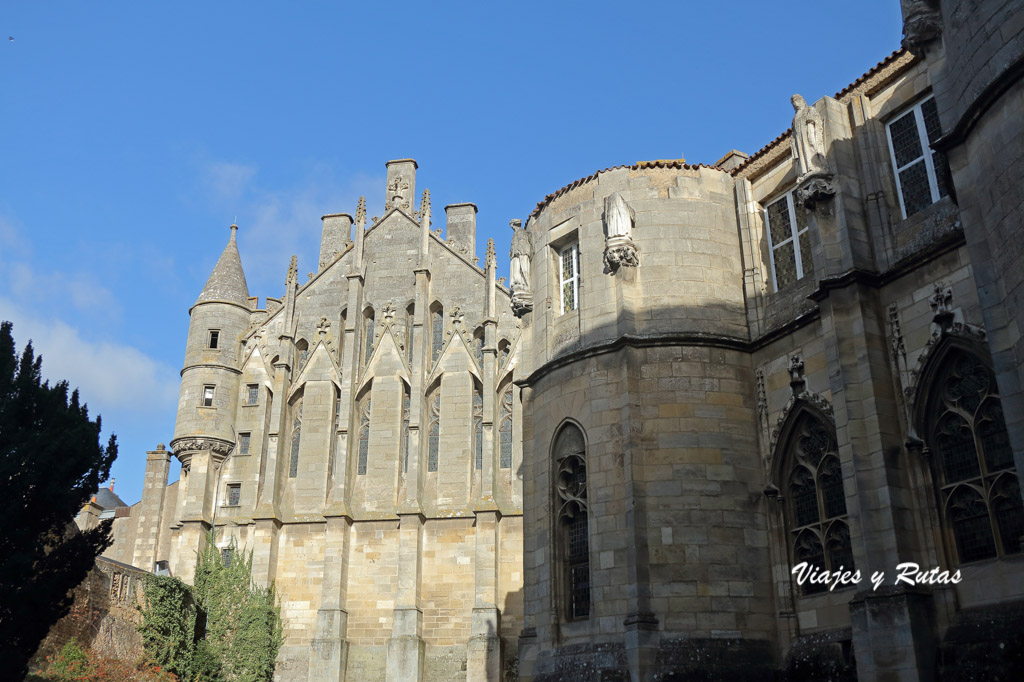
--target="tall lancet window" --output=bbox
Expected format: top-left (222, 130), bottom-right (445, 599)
top-left (406, 303), bottom-right (415, 364)
top-left (473, 328), bottom-right (484, 368)
top-left (473, 384), bottom-right (484, 470)
top-left (288, 398), bottom-right (303, 478)
top-left (554, 423), bottom-right (589, 620)
top-left (357, 393), bottom-right (371, 476)
top-left (499, 387), bottom-right (513, 469)
top-left (431, 304), bottom-right (444, 363)
top-left (781, 410), bottom-right (853, 595)
top-left (363, 308), bottom-right (375, 366)
top-left (427, 390), bottom-right (441, 472)
top-left (402, 385), bottom-right (411, 473)
top-left (926, 349), bottom-right (1023, 562)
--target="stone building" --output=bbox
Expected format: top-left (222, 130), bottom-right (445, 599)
top-left (512, 29), bottom-right (1024, 682)
top-left (95, 2), bottom-right (1024, 679)
top-left (108, 160), bottom-right (526, 680)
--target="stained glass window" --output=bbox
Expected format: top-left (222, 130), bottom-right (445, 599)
top-left (364, 311), bottom-right (375, 366)
top-left (357, 396), bottom-right (371, 475)
top-left (929, 349), bottom-right (1022, 562)
top-left (238, 432), bottom-right (250, 456)
top-left (227, 483), bottom-right (241, 507)
top-left (432, 307), bottom-right (444, 363)
top-left (289, 399), bottom-right (302, 478)
top-left (555, 424), bottom-right (589, 620)
top-left (764, 192), bottom-right (812, 290)
top-left (886, 96), bottom-right (951, 218)
top-left (428, 391), bottom-right (440, 472)
top-left (499, 388), bottom-right (513, 469)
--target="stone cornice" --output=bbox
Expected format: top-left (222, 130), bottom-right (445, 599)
top-left (180, 363), bottom-right (242, 377)
top-left (169, 435), bottom-right (235, 464)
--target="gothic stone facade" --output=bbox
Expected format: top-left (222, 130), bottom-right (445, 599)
top-left (115, 160), bottom-right (526, 681)
top-left (512, 36), bottom-right (1024, 682)
top-left (101, 4), bottom-right (1024, 679)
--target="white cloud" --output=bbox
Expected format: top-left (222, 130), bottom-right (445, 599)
top-left (0, 296), bottom-right (179, 417)
top-left (204, 161), bottom-right (258, 203)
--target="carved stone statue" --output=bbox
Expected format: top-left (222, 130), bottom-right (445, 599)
top-left (509, 219), bottom-right (533, 316)
top-left (603, 192), bottom-right (639, 270)
top-left (791, 95), bottom-right (829, 180)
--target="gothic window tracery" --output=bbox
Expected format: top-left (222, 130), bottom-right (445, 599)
top-left (554, 424), bottom-right (590, 620)
top-left (428, 390), bottom-right (440, 472)
top-left (782, 410), bottom-right (853, 595)
top-left (288, 398), bottom-right (303, 478)
top-left (357, 393), bottom-right (371, 475)
top-left (927, 349), bottom-right (1022, 562)
top-left (499, 387), bottom-right (513, 469)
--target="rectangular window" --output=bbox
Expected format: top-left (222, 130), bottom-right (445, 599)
top-left (238, 432), bottom-right (250, 455)
top-left (764, 192), bottom-right (812, 290)
top-left (208, 330), bottom-right (219, 349)
top-left (559, 242), bottom-right (580, 314)
top-left (886, 96), bottom-right (950, 218)
top-left (221, 548), bottom-right (233, 567)
top-left (227, 483), bottom-right (241, 507)
top-left (246, 384), bottom-right (259, 405)
top-left (202, 385), bottom-right (215, 407)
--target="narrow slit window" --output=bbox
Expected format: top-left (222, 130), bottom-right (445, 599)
top-left (202, 385), bottom-right (215, 407)
top-left (289, 399), bottom-right (302, 478)
top-left (208, 330), bottom-right (220, 349)
top-left (428, 391), bottom-right (441, 472)
top-left (559, 243), bottom-right (580, 313)
top-left (238, 432), bottom-right (250, 455)
top-left (357, 396), bottom-right (371, 475)
top-left (227, 483), bottom-right (241, 507)
top-left (499, 388), bottom-right (513, 469)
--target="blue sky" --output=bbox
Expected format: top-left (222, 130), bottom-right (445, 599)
top-left (1, 1), bottom-right (903, 505)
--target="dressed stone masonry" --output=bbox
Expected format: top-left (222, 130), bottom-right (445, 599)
top-left (96, 6), bottom-right (1024, 678)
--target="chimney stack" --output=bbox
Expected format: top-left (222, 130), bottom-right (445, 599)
top-left (445, 203), bottom-right (478, 259)
top-left (320, 213), bottom-right (353, 270)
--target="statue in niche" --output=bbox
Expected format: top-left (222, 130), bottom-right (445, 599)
top-left (509, 219), bottom-right (533, 316)
top-left (603, 192), bottom-right (639, 270)
top-left (790, 95), bottom-right (829, 181)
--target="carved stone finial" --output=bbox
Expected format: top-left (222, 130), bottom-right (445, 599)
top-left (788, 354), bottom-right (806, 395)
top-left (485, 238), bottom-right (497, 270)
top-left (603, 193), bottom-right (639, 271)
top-left (420, 188), bottom-right (431, 227)
top-left (497, 277), bottom-right (506, 287)
top-left (356, 196), bottom-right (367, 229)
top-left (791, 94), bottom-right (829, 182)
top-left (929, 281), bottom-right (955, 332)
top-left (286, 255), bottom-right (298, 286)
top-left (387, 175), bottom-right (411, 212)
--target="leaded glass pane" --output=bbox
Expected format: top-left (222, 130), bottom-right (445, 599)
top-left (947, 355), bottom-right (989, 416)
top-left (239, 432), bottom-right (250, 455)
top-left (890, 110), bottom-right (923, 168)
top-left (921, 98), bottom-right (943, 145)
top-left (562, 281), bottom-right (575, 312)
top-left (948, 487), bottom-right (997, 562)
top-left (289, 401), bottom-right (302, 478)
top-left (937, 412), bottom-right (980, 482)
top-left (228, 484), bottom-right (240, 507)
top-left (790, 467), bottom-right (820, 527)
top-left (798, 230), bottom-right (812, 279)
top-left (561, 248), bottom-right (574, 281)
top-left (248, 384), bottom-right (259, 405)
top-left (766, 197), bottom-right (792, 247)
top-left (568, 510), bottom-right (590, 620)
top-left (826, 523), bottom-right (854, 572)
top-left (774, 241), bottom-right (797, 289)
top-left (899, 160), bottom-right (933, 216)
top-left (979, 401), bottom-right (1014, 472)
top-left (820, 457), bottom-right (847, 519)
top-left (992, 476), bottom-right (1024, 555)
top-left (364, 316), bottom-right (374, 365)
top-left (570, 562), bottom-right (590, 619)
top-left (794, 530), bottom-right (826, 595)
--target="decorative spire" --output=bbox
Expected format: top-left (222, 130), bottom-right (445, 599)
top-left (197, 224), bottom-right (250, 305)
top-left (485, 238), bottom-right (496, 270)
top-left (286, 255), bottom-right (298, 286)
top-left (356, 196), bottom-right (367, 230)
top-left (420, 189), bottom-right (431, 227)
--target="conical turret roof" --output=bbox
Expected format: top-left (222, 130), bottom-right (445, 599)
top-left (196, 224), bottom-right (250, 305)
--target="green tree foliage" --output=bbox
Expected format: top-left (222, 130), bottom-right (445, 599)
top-left (138, 534), bottom-right (282, 682)
top-left (0, 321), bottom-right (117, 677)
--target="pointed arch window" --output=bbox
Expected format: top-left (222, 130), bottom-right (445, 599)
top-left (288, 398), bottom-right (303, 478)
top-left (406, 303), bottom-right (415, 364)
top-left (296, 339), bottom-right (309, 372)
top-left (427, 390), bottom-right (441, 472)
top-left (363, 309), bottom-right (375, 366)
top-left (499, 387), bottom-right (513, 469)
top-left (357, 394), bottom-right (371, 475)
top-left (927, 350), bottom-right (1022, 562)
top-left (473, 385), bottom-right (484, 470)
top-left (431, 305), bottom-right (444, 363)
top-left (554, 424), bottom-right (589, 620)
top-left (402, 385), bottom-right (411, 473)
top-left (781, 410), bottom-right (853, 595)
top-left (473, 328), bottom-right (484, 368)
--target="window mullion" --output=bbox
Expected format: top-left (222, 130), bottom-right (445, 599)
top-left (787, 194), bottom-right (804, 279)
top-left (915, 103), bottom-right (941, 204)
top-left (886, 117), bottom-right (910, 219)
